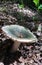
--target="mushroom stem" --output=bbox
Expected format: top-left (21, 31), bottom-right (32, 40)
top-left (11, 41), bottom-right (20, 52)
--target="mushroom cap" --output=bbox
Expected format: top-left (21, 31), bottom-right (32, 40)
top-left (2, 25), bottom-right (38, 43)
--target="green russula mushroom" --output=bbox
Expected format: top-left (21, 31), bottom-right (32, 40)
top-left (2, 25), bottom-right (38, 52)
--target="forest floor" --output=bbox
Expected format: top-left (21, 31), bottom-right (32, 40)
top-left (0, 2), bottom-right (42, 65)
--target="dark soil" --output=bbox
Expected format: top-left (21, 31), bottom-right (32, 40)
top-left (0, 2), bottom-right (42, 65)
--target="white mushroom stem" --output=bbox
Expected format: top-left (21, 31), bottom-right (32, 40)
top-left (11, 41), bottom-right (21, 52)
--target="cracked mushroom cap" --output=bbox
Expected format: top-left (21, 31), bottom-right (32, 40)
top-left (2, 25), bottom-right (38, 43)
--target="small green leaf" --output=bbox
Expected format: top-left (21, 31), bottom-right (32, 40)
top-left (18, 4), bottom-right (24, 9)
top-left (38, 4), bottom-right (42, 10)
top-left (0, 7), bottom-right (7, 12)
top-left (33, 0), bottom-right (39, 7)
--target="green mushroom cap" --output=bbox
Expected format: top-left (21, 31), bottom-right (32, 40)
top-left (2, 25), bottom-right (38, 43)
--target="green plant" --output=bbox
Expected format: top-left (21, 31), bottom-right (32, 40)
top-left (33, 0), bottom-right (39, 7)
top-left (33, 0), bottom-right (42, 10)
top-left (38, 4), bottom-right (42, 10)
top-left (18, 0), bottom-right (24, 9)
top-left (18, 4), bottom-right (24, 9)
top-left (0, 7), bottom-right (7, 12)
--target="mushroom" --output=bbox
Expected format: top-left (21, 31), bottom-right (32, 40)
top-left (2, 25), bottom-right (38, 52)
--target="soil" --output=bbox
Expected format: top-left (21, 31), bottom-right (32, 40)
top-left (0, 2), bottom-right (42, 65)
